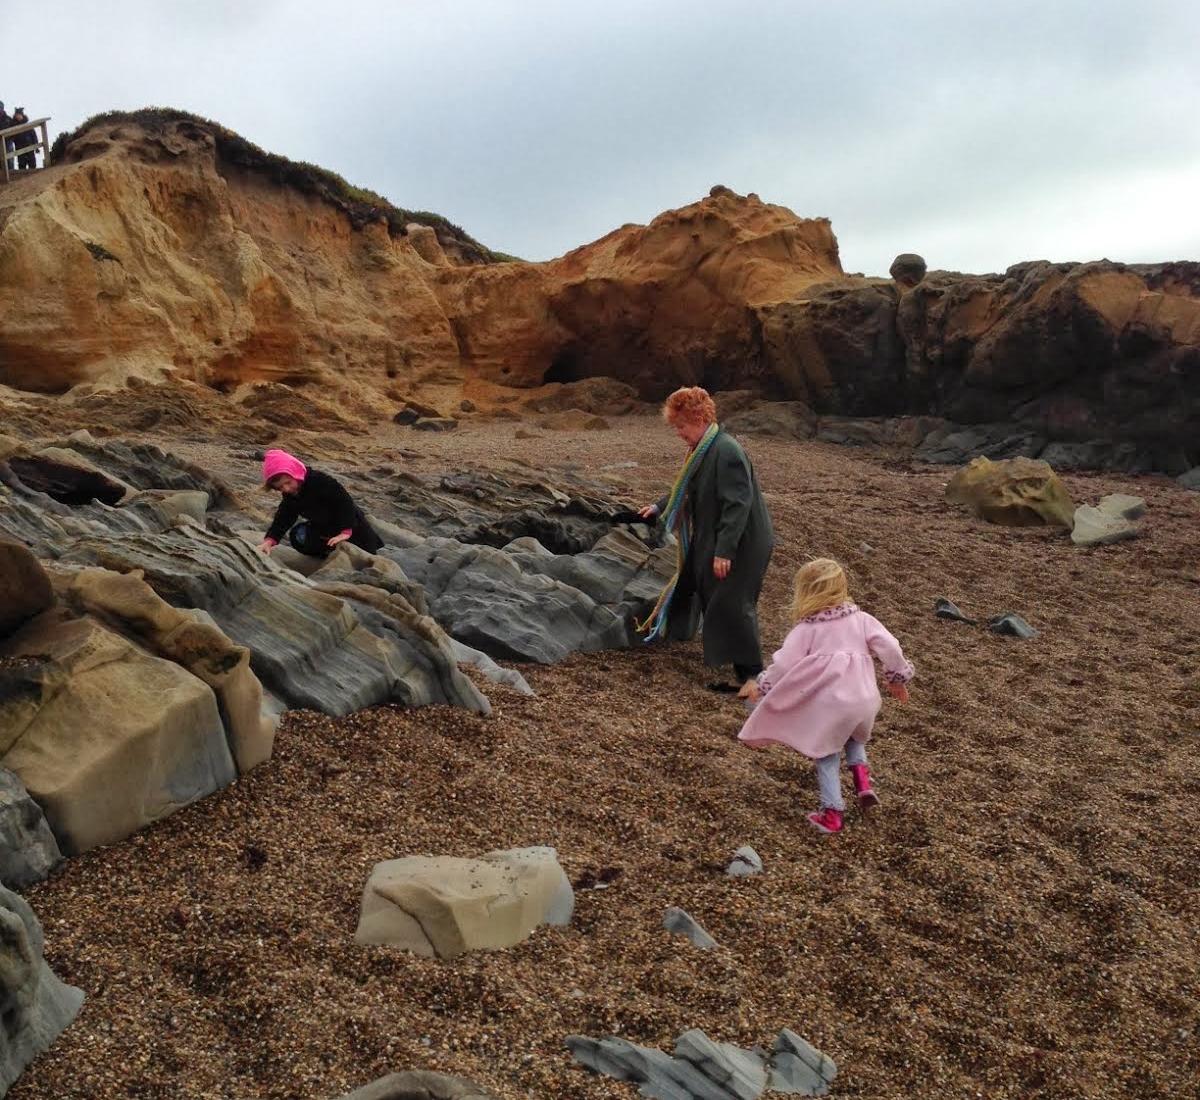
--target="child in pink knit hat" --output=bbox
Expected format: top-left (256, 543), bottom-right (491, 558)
top-left (259, 449), bottom-right (383, 558)
top-left (738, 558), bottom-right (913, 835)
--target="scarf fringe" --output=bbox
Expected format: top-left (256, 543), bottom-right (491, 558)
top-left (637, 422), bottom-right (720, 641)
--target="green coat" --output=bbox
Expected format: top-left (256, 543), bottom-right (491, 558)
top-left (657, 429), bottom-right (774, 670)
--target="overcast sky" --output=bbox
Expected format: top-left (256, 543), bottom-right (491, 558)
top-left (12, 1), bottom-right (1200, 273)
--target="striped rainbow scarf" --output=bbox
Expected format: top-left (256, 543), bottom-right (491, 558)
top-left (637, 421), bottom-right (720, 642)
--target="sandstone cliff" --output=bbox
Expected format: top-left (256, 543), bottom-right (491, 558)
top-left (1, 111), bottom-right (1197, 469)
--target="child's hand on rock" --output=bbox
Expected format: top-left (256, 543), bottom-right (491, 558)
top-left (738, 680), bottom-right (761, 704)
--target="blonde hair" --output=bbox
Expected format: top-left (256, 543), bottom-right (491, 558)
top-left (790, 558), bottom-right (851, 622)
top-left (662, 386), bottom-right (716, 426)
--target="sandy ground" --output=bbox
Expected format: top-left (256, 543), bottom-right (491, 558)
top-left (10, 414), bottom-right (1200, 1099)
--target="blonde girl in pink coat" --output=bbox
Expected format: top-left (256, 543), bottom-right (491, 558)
top-left (738, 559), bottom-right (914, 834)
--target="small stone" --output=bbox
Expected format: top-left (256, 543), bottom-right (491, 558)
top-left (663, 906), bottom-right (718, 950)
top-left (459, 398), bottom-right (477, 413)
top-left (987, 613), bottom-right (1037, 639)
top-left (725, 846), bottom-right (763, 877)
top-left (934, 597), bottom-right (976, 625)
top-left (412, 417), bottom-right (459, 432)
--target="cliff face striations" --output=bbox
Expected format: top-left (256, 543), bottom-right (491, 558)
top-left (1, 113), bottom-right (1196, 466)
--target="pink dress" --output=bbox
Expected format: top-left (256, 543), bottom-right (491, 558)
top-left (737, 603), bottom-right (913, 760)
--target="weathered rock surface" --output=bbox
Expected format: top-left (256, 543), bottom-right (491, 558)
top-left (1071, 505), bottom-right (1140, 547)
top-left (945, 456), bottom-right (1075, 527)
top-left (0, 768), bottom-right (63, 888)
top-left (0, 883), bottom-right (84, 1096)
top-left (566, 1027), bottom-right (837, 1099)
top-left (335, 1071), bottom-right (500, 1099)
top-left (0, 609), bottom-right (237, 855)
top-left (355, 847), bottom-right (574, 958)
top-left (1097, 493), bottom-right (1146, 521)
top-left (725, 402), bottom-right (816, 440)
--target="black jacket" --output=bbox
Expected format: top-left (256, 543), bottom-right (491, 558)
top-left (266, 468), bottom-right (383, 552)
top-left (656, 430), bottom-right (774, 669)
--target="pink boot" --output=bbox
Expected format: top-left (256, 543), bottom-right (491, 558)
top-left (807, 807), bottom-right (844, 834)
top-left (851, 764), bottom-right (879, 811)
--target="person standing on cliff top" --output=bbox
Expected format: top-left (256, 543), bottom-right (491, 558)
top-left (0, 103), bottom-right (12, 172)
top-left (637, 386), bottom-right (774, 693)
top-left (10, 108), bottom-right (37, 170)
top-left (258, 449), bottom-right (384, 558)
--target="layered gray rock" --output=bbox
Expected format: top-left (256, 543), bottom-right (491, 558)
top-left (1071, 504), bottom-right (1140, 547)
top-left (566, 1027), bottom-right (836, 1099)
top-left (725, 846), bottom-right (763, 877)
top-left (1, 883), bottom-right (84, 1095)
top-left (0, 768), bottom-right (62, 888)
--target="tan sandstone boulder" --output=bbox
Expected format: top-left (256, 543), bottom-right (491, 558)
top-left (945, 456), bottom-right (1076, 528)
top-left (0, 609), bottom-right (236, 855)
top-left (355, 847), bottom-right (574, 958)
top-left (63, 567), bottom-right (277, 773)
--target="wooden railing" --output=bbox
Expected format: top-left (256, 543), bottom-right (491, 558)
top-left (0, 117), bottom-right (51, 183)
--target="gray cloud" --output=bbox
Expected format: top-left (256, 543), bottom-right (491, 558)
top-left (15, 0), bottom-right (1200, 274)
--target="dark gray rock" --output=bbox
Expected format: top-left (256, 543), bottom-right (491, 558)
top-left (934, 597), bottom-right (976, 625)
top-left (725, 403), bottom-right (816, 440)
top-left (987, 613), bottom-right (1037, 639)
top-left (1, 883), bottom-right (84, 1095)
top-left (889, 253), bottom-right (927, 288)
top-left (412, 417), bottom-right (458, 432)
top-left (916, 423), bottom-right (1046, 466)
top-left (663, 907), bottom-right (718, 950)
top-left (1179, 467), bottom-right (1200, 490)
top-left (0, 769), bottom-right (62, 888)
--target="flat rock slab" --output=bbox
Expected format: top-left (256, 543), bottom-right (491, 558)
top-left (355, 847), bottom-right (574, 958)
top-left (1071, 505), bottom-right (1140, 546)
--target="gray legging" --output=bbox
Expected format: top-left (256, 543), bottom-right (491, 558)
top-left (815, 740), bottom-right (868, 811)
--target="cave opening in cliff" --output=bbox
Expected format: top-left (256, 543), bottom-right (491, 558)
top-left (9, 457), bottom-right (128, 507)
top-left (544, 347), bottom-right (584, 385)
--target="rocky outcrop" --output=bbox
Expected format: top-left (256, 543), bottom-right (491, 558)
top-left (355, 847), bottom-right (574, 958)
top-left (2, 113), bottom-right (1194, 469)
top-left (1, 884), bottom-right (85, 1095)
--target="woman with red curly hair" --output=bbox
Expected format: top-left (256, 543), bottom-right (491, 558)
top-left (637, 386), bottom-right (774, 692)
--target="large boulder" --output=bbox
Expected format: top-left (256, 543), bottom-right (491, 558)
top-left (0, 538), bottom-right (54, 637)
top-left (945, 456), bottom-right (1075, 527)
top-left (355, 846), bottom-right (574, 959)
top-left (0, 883), bottom-right (84, 1095)
top-left (62, 566), bottom-right (277, 773)
top-left (0, 609), bottom-right (236, 855)
top-left (0, 767), bottom-right (63, 888)
top-left (725, 401), bottom-right (817, 440)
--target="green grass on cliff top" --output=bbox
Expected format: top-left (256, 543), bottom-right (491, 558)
top-left (51, 108), bottom-right (521, 264)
